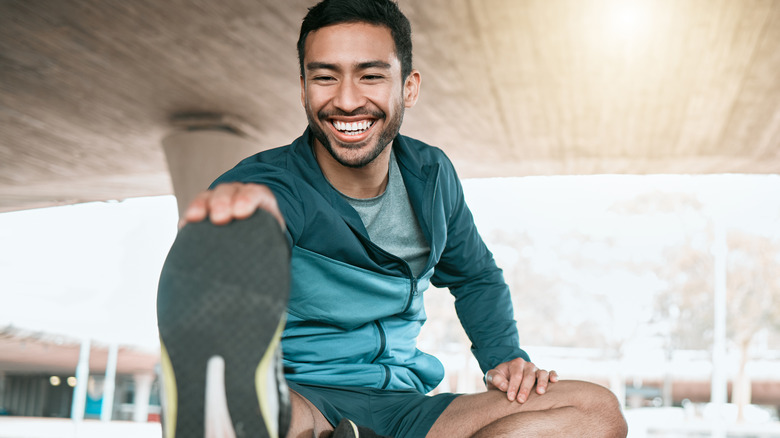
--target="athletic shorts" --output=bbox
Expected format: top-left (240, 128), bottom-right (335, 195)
top-left (288, 382), bottom-right (461, 437)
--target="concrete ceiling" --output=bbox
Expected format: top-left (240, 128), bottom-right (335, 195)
top-left (1, 0), bottom-right (779, 213)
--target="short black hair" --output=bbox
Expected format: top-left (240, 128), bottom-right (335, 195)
top-left (297, 0), bottom-right (413, 80)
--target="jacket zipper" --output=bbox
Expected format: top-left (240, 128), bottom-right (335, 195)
top-left (370, 320), bottom-right (387, 364)
top-left (399, 167), bottom-right (438, 313)
top-left (371, 322), bottom-right (393, 389)
top-left (361, 162), bottom-right (440, 389)
top-left (400, 273), bottom-right (418, 314)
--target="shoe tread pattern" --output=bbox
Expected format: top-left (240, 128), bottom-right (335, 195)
top-left (157, 211), bottom-right (290, 438)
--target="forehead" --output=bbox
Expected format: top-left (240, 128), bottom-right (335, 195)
top-left (303, 22), bottom-right (398, 69)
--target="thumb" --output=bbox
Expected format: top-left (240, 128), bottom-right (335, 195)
top-left (486, 369), bottom-right (508, 391)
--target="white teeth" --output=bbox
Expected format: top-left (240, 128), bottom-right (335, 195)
top-left (332, 120), bottom-right (373, 135)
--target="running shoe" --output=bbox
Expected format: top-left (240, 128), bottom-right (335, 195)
top-left (157, 210), bottom-right (291, 438)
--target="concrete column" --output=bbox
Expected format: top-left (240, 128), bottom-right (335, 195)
top-left (162, 119), bottom-right (262, 218)
top-left (132, 373), bottom-right (155, 423)
top-left (711, 220), bottom-right (728, 404)
top-left (100, 343), bottom-right (119, 421)
top-left (609, 364), bottom-right (626, 408)
top-left (0, 371), bottom-right (6, 411)
top-left (71, 339), bottom-right (91, 421)
top-left (710, 220), bottom-right (728, 438)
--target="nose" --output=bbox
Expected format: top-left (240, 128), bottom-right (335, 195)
top-left (332, 79), bottom-right (366, 113)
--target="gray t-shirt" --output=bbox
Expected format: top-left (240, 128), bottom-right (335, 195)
top-left (341, 151), bottom-right (430, 276)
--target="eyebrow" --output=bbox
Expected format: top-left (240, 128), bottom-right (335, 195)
top-left (356, 61), bottom-right (392, 70)
top-left (305, 60), bottom-right (392, 72)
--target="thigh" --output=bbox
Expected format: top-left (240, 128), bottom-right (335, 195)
top-left (288, 389), bottom-right (333, 438)
top-left (289, 382), bottom-right (459, 437)
top-left (427, 380), bottom-right (617, 438)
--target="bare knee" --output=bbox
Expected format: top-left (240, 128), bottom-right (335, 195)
top-left (287, 390), bottom-right (334, 438)
top-left (571, 381), bottom-right (628, 437)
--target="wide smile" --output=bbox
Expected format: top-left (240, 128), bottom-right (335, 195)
top-left (329, 119), bottom-right (376, 141)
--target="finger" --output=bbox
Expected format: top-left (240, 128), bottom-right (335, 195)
top-left (231, 183), bottom-right (264, 219)
top-left (485, 370), bottom-right (504, 391)
top-left (536, 369), bottom-right (550, 394)
top-left (238, 184), bottom-right (286, 230)
top-left (182, 190), bottom-right (213, 227)
top-left (515, 366), bottom-right (537, 403)
top-left (550, 370), bottom-right (559, 382)
top-left (208, 183), bottom-right (241, 225)
top-left (505, 362), bottom-right (526, 402)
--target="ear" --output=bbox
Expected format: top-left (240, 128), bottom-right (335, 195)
top-left (300, 75), bottom-right (306, 108)
top-left (403, 70), bottom-right (421, 108)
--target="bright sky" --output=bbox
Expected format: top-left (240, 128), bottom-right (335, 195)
top-left (0, 196), bottom-right (178, 350)
top-left (1, 174), bottom-right (778, 351)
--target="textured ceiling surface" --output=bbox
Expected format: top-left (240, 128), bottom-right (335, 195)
top-left (1, 0), bottom-right (779, 212)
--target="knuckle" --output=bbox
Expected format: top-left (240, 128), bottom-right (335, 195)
top-left (209, 191), bottom-right (231, 207)
top-left (244, 182), bottom-right (265, 196)
top-left (234, 190), bottom-right (255, 206)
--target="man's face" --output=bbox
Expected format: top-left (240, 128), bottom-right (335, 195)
top-left (300, 22), bottom-right (420, 168)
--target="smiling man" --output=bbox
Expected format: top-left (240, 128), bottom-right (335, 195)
top-left (156, 1), bottom-right (628, 437)
top-left (304, 25), bottom-right (409, 168)
top-left (302, 21), bottom-right (420, 200)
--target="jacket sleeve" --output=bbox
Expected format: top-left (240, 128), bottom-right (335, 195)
top-left (429, 159), bottom-right (530, 373)
top-left (210, 158), bottom-right (306, 248)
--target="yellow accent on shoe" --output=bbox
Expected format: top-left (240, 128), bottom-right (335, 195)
top-left (255, 317), bottom-right (286, 438)
top-left (160, 341), bottom-right (178, 438)
top-left (347, 419), bottom-right (360, 437)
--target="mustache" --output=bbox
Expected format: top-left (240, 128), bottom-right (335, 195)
top-left (318, 108), bottom-right (385, 120)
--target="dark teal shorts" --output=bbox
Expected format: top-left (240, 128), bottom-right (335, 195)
top-left (288, 382), bottom-right (460, 437)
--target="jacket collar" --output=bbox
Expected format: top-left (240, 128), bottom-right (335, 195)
top-left (287, 128), bottom-right (367, 234)
top-left (288, 128), bottom-right (438, 239)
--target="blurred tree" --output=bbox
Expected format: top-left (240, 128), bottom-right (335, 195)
top-left (644, 202), bottom-right (780, 416)
top-left (613, 190), bottom-right (711, 406)
top-left (725, 232), bottom-right (780, 421)
top-left (654, 244), bottom-right (713, 350)
top-left (497, 227), bottom-right (656, 350)
top-left (468, 185), bottom-right (780, 414)
top-left (485, 228), bottom-right (572, 347)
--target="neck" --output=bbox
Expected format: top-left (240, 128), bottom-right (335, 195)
top-left (313, 142), bottom-right (392, 199)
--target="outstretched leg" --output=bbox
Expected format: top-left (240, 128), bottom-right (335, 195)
top-left (157, 210), bottom-right (291, 438)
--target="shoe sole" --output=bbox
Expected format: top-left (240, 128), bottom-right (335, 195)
top-left (157, 210), bottom-right (290, 438)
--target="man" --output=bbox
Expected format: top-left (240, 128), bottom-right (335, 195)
top-left (157, 0), bottom-right (628, 437)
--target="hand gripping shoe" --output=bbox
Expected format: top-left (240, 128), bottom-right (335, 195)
top-left (157, 210), bottom-right (291, 438)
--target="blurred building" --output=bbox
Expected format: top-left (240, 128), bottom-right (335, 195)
top-left (0, 326), bottom-right (159, 422)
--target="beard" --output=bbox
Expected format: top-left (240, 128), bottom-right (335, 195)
top-left (306, 101), bottom-right (404, 168)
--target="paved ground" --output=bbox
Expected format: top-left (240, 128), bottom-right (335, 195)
top-left (625, 408), bottom-right (780, 438)
top-left (0, 417), bottom-right (161, 438)
top-left (2, 411), bottom-right (779, 438)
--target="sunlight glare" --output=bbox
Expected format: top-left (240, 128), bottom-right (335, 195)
top-left (608, 1), bottom-right (651, 38)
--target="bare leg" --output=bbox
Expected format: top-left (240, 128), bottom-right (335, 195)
top-left (428, 380), bottom-right (627, 438)
top-left (287, 390), bottom-right (335, 438)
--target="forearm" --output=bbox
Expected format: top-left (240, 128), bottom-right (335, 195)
top-left (451, 278), bottom-right (529, 372)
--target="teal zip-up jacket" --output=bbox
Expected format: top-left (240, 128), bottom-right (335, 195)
top-left (212, 128), bottom-right (529, 393)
